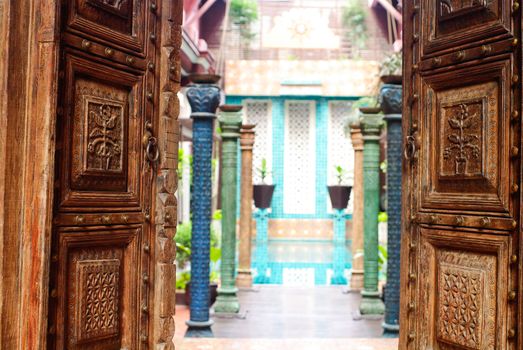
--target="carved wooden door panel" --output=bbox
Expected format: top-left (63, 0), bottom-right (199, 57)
top-left (48, 0), bottom-right (160, 349)
top-left (400, 0), bottom-right (521, 349)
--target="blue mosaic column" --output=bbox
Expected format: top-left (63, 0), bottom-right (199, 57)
top-left (331, 209), bottom-right (348, 285)
top-left (185, 75), bottom-right (221, 337)
top-left (253, 209), bottom-right (270, 284)
top-left (380, 83), bottom-right (403, 336)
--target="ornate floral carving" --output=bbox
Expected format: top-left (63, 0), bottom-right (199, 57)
top-left (77, 259), bottom-right (120, 341)
top-left (71, 78), bottom-right (127, 191)
top-left (439, 0), bottom-right (489, 20)
top-left (437, 263), bottom-right (483, 349)
top-left (87, 0), bottom-right (130, 18)
top-left (441, 101), bottom-right (482, 176)
top-left (87, 102), bottom-right (123, 171)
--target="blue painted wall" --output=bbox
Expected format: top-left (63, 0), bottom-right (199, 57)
top-left (228, 95), bottom-right (358, 220)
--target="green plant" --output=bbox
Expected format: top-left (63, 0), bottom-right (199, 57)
top-left (342, 0), bottom-right (368, 49)
top-left (378, 244), bottom-right (388, 273)
top-left (177, 148), bottom-right (193, 182)
top-left (379, 51), bottom-right (402, 77)
top-left (334, 165), bottom-right (348, 185)
top-left (175, 213), bottom-right (222, 287)
top-left (256, 158), bottom-right (272, 184)
top-left (230, 0), bottom-right (258, 42)
top-left (176, 271), bottom-right (191, 290)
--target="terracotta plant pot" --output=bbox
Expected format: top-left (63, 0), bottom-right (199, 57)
top-left (380, 74), bottom-right (402, 85)
top-left (328, 185), bottom-right (352, 210)
top-left (253, 184), bottom-right (275, 209)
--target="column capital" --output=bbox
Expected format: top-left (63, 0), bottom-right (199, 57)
top-left (186, 74), bottom-right (221, 119)
top-left (240, 124), bottom-right (256, 150)
top-left (359, 107), bottom-right (384, 138)
top-left (349, 121), bottom-right (364, 151)
top-left (219, 105), bottom-right (243, 139)
top-left (379, 83), bottom-right (403, 114)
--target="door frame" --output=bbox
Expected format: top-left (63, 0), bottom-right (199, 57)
top-left (0, 0), bottom-right (181, 348)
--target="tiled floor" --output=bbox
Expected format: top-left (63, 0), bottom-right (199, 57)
top-left (174, 285), bottom-right (398, 349)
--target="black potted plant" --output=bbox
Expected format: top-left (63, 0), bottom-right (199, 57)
top-left (253, 158), bottom-right (275, 209)
top-left (328, 165), bottom-right (352, 210)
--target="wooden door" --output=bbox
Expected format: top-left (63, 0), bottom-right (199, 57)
top-left (400, 1), bottom-right (521, 349)
top-left (47, 1), bottom-right (161, 348)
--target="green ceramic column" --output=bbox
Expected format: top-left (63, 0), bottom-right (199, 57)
top-left (214, 105), bottom-right (243, 314)
top-left (359, 107), bottom-right (386, 315)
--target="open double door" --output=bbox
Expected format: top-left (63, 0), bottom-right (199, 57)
top-left (45, 0), bottom-right (179, 349)
top-left (401, 1), bottom-right (522, 349)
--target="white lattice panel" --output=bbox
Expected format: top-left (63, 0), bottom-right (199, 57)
top-left (327, 101), bottom-right (355, 213)
top-left (282, 268), bottom-right (315, 287)
top-left (244, 101), bottom-right (272, 183)
top-left (284, 101), bottom-right (316, 214)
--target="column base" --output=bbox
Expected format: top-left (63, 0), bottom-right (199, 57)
top-left (359, 290), bottom-right (385, 315)
top-left (213, 287), bottom-right (240, 314)
top-left (236, 269), bottom-right (253, 289)
top-left (185, 319), bottom-right (214, 338)
top-left (382, 322), bottom-right (400, 337)
top-left (330, 275), bottom-right (348, 285)
top-left (350, 270), bottom-right (364, 291)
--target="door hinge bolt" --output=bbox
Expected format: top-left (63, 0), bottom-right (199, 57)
top-left (141, 304), bottom-right (149, 313)
top-left (512, 110), bottom-right (519, 121)
top-left (104, 47), bottom-right (114, 56)
top-left (409, 273), bottom-right (416, 282)
top-left (513, 2), bottom-right (520, 12)
top-left (480, 45), bottom-right (492, 56)
top-left (511, 255), bottom-right (518, 264)
top-left (140, 334), bottom-right (148, 342)
top-left (408, 333), bottom-right (415, 341)
top-left (143, 274), bottom-right (150, 284)
top-left (513, 38), bottom-right (519, 47)
top-left (511, 183), bottom-right (519, 194)
top-left (50, 289), bottom-right (57, 298)
top-left (408, 302), bottom-right (415, 311)
top-left (144, 243), bottom-right (151, 253)
top-left (81, 40), bottom-right (91, 50)
top-left (409, 242), bottom-right (416, 250)
top-left (480, 217), bottom-right (490, 227)
top-left (150, 3), bottom-right (158, 12)
top-left (508, 290), bottom-right (517, 301)
top-left (148, 62), bottom-right (155, 71)
top-left (508, 328), bottom-right (516, 338)
top-left (511, 147), bottom-right (519, 157)
top-left (455, 216), bottom-right (464, 226)
top-left (513, 75), bottom-right (519, 85)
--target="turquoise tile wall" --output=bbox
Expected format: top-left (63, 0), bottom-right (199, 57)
top-left (227, 95), bottom-right (358, 220)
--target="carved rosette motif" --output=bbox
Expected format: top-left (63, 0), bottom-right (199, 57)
top-left (419, 236), bottom-right (497, 349)
top-left (77, 259), bottom-right (120, 341)
top-left (437, 264), bottom-right (483, 349)
top-left (68, 248), bottom-right (123, 347)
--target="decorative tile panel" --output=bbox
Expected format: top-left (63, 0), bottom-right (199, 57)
top-left (328, 101), bottom-right (354, 212)
top-left (244, 101), bottom-right (272, 184)
top-left (284, 101), bottom-right (316, 215)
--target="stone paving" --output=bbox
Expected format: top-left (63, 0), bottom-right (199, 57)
top-left (174, 285), bottom-right (398, 349)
